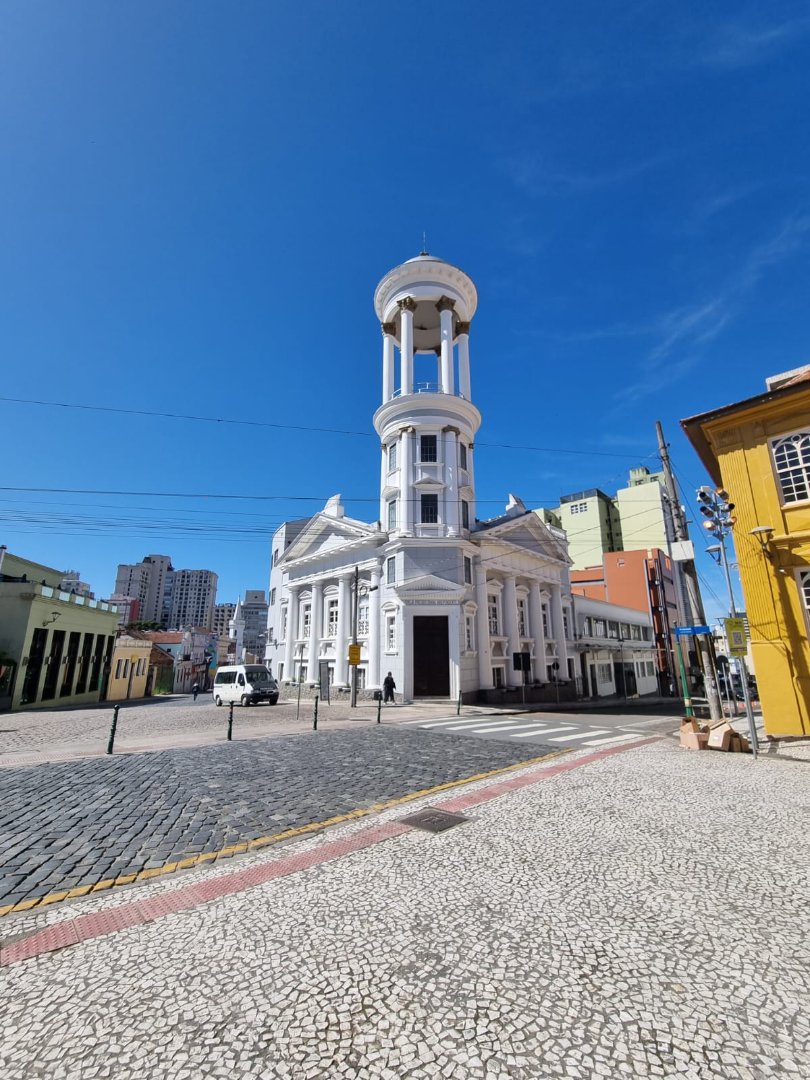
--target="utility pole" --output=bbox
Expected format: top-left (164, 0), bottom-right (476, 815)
top-left (656, 421), bottom-right (723, 722)
top-left (350, 565), bottom-right (359, 708)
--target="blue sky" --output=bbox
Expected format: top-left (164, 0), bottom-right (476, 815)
top-left (2, 1), bottom-right (809, 622)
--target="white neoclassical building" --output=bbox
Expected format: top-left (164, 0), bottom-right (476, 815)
top-left (265, 253), bottom-right (577, 703)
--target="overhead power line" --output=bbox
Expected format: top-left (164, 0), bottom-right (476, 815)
top-left (0, 395), bottom-right (649, 460)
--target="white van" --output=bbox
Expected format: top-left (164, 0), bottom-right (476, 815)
top-left (212, 665), bottom-right (279, 707)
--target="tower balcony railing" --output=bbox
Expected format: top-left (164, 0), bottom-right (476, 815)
top-left (390, 385), bottom-right (470, 400)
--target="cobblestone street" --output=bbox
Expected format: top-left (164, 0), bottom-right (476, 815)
top-left (1, 739), bottom-right (807, 1079)
top-left (0, 728), bottom-right (555, 911)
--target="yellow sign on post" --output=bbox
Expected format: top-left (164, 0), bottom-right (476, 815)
top-left (348, 644), bottom-right (361, 666)
top-left (725, 618), bottom-right (747, 657)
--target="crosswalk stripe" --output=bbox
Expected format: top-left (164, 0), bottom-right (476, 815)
top-left (509, 726), bottom-right (575, 738)
top-left (413, 716), bottom-right (503, 728)
top-left (549, 729), bottom-right (609, 743)
top-left (582, 732), bottom-right (641, 747)
top-left (444, 721), bottom-right (528, 733)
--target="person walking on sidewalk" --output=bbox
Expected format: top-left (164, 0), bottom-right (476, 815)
top-left (383, 672), bottom-right (396, 704)
top-left (192, 681), bottom-right (200, 702)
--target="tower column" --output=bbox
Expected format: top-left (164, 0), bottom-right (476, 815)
top-left (457, 322), bottom-right (471, 400)
top-left (283, 585), bottom-right (300, 682)
top-left (368, 564), bottom-right (382, 688)
top-left (502, 575), bottom-right (521, 686)
top-left (437, 297), bottom-right (455, 394)
top-left (400, 428), bottom-right (413, 534)
top-left (381, 323), bottom-right (395, 402)
top-left (529, 582), bottom-right (546, 682)
top-left (398, 297), bottom-right (415, 395)
top-left (335, 573), bottom-right (351, 686)
top-left (475, 564), bottom-right (493, 689)
top-left (443, 427), bottom-right (459, 535)
top-left (307, 581), bottom-right (323, 682)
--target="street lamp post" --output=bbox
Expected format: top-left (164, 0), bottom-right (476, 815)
top-left (698, 486), bottom-right (760, 758)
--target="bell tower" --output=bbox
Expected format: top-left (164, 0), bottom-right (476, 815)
top-left (372, 254), bottom-right (482, 538)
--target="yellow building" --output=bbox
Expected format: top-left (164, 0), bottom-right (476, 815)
top-left (682, 366), bottom-right (810, 737)
top-left (107, 636), bottom-right (153, 701)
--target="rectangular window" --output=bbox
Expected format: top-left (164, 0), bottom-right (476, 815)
top-left (420, 434), bottom-right (437, 462)
top-left (270, 588), bottom-right (276, 605)
top-left (608, 621), bottom-right (618, 638)
top-left (517, 598), bottom-right (527, 636)
top-left (492, 666), bottom-right (505, 688)
top-left (542, 605), bottom-right (550, 636)
top-left (563, 611), bottom-right (570, 640)
top-left (356, 666), bottom-right (367, 689)
top-left (421, 493), bottom-right (439, 524)
top-left (387, 499), bottom-right (397, 531)
top-left (620, 623), bottom-right (630, 639)
top-left (597, 663), bottom-right (612, 682)
top-left (461, 499), bottom-right (470, 529)
top-left (280, 608), bottom-right (287, 641)
top-left (388, 442), bottom-right (398, 471)
top-left (386, 613), bottom-right (396, 651)
top-left (358, 602), bottom-right (369, 636)
top-left (301, 603), bottom-right (311, 639)
top-left (772, 432), bottom-right (810, 503)
top-left (463, 556), bottom-right (472, 585)
top-left (582, 617), bottom-right (592, 636)
top-left (326, 599), bottom-right (339, 636)
top-left (631, 624), bottom-right (641, 641)
top-left (593, 619), bottom-right (605, 637)
top-left (459, 443), bottom-right (467, 470)
top-left (115, 658), bottom-right (124, 679)
top-left (272, 549), bottom-right (279, 566)
top-left (386, 556), bottom-right (396, 584)
top-left (465, 614), bottom-right (475, 652)
top-left (488, 595), bottom-right (500, 635)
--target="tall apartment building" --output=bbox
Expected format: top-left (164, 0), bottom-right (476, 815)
top-left (212, 602), bottom-right (236, 640)
top-left (544, 467), bottom-right (677, 571)
top-left (115, 555), bottom-right (173, 624)
top-left (241, 590), bottom-right (268, 657)
top-left (165, 569), bottom-right (218, 631)
top-left (114, 555), bottom-right (217, 630)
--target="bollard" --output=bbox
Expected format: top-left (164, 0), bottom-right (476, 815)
top-left (106, 704), bottom-right (120, 755)
top-left (227, 701), bottom-right (234, 741)
top-left (456, 691), bottom-right (462, 716)
top-left (313, 694), bottom-right (319, 731)
top-left (376, 695), bottom-right (382, 724)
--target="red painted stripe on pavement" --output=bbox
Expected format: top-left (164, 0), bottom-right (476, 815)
top-left (0, 738), bottom-right (658, 968)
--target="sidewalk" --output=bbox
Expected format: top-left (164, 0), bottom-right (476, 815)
top-left (2, 737), bottom-right (807, 1079)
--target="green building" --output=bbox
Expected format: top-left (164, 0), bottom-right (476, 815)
top-left (0, 551), bottom-right (120, 712)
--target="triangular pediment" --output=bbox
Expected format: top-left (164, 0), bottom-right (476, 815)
top-left (281, 513), bottom-right (381, 565)
top-left (394, 572), bottom-right (466, 600)
top-left (474, 512), bottom-right (570, 565)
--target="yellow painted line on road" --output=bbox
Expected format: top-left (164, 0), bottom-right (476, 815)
top-left (0, 749), bottom-right (568, 918)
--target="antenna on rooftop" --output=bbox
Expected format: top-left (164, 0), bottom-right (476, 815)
top-left (420, 231), bottom-right (429, 256)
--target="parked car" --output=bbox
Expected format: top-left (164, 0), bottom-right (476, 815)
top-left (212, 665), bottom-right (279, 706)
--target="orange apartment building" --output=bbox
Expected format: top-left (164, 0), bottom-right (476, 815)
top-left (571, 548), bottom-right (681, 692)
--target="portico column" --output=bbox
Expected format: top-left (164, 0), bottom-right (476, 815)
top-left (457, 322), bottom-right (471, 399)
top-left (551, 584), bottom-right (569, 679)
top-left (307, 581), bottom-right (323, 682)
top-left (474, 563), bottom-right (493, 688)
top-left (381, 323), bottom-right (395, 402)
top-left (502, 575), bottom-right (521, 686)
top-left (529, 582), bottom-right (546, 682)
top-left (400, 427), bottom-right (413, 534)
top-left (284, 585), bottom-right (299, 681)
top-left (335, 574), bottom-right (351, 686)
top-left (368, 565), bottom-right (382, 688)
top-left (398, 297), bottom-right (415, 395)
top-left (443, 427), bottom-right (459, 535)
top-left (437, 297), bottom-right (455, 394)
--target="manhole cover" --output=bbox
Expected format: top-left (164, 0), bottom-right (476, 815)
top-left (398, 807), bottom-right (470, 833)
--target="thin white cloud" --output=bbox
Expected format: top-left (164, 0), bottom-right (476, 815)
top-left (505, 150), bottom-right (674, 198)
top-left (697, 15), bottom-right (810, 68)
top-left (615, 212), bottom-right (810, 406)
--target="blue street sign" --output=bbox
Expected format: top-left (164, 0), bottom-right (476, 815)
top-left (673, 625), bottom-right (711, 637)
